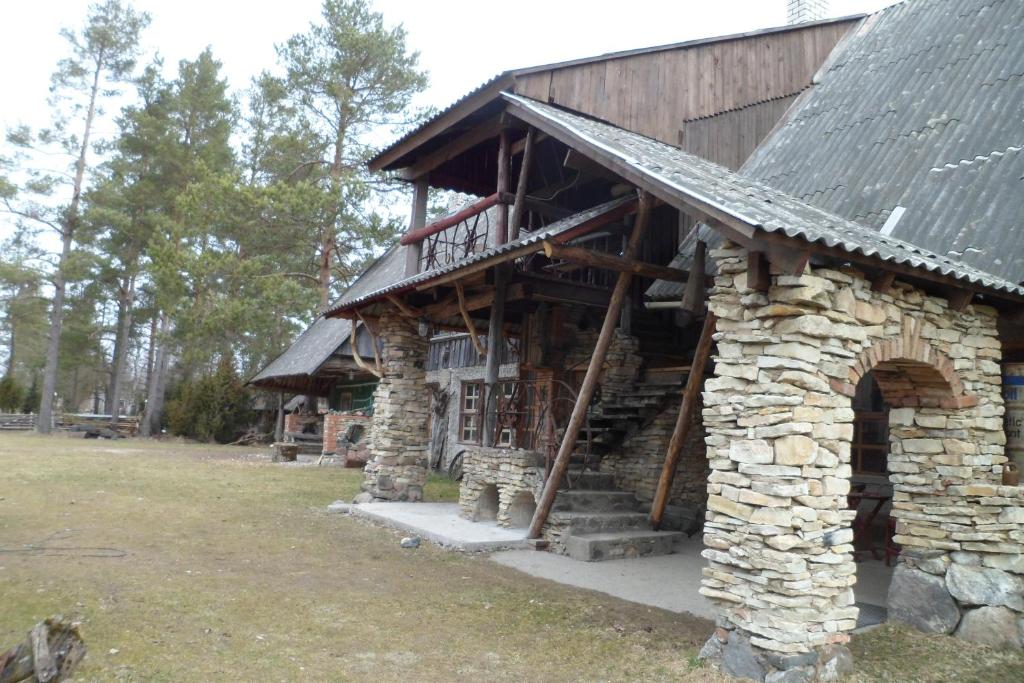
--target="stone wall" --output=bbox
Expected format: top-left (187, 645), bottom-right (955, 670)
top-left (698, 242), bottom-right (1020, 678)
top-left (360, 312), bottom-right (430, 501)
top-left (606, 397), bottom-right (708, 511)
top-left (458, 446), bottom-right (545, 527)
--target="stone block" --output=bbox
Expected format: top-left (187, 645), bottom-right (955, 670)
top-left (774, 435), bottom-right (817, 466)
top-left (730, 439), bottom-right (774, 464)
top-left (887, 565), bottom-right (961, 634)
top-left (954, 606), bottom-right (1022, 649)
top-left (946, 564), bottom-right (1024, 610)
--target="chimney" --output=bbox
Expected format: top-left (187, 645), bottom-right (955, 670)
top-left (787, 0), bottom-right (830, 24)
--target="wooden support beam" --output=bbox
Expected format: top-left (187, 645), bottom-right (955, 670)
top-left (509, 128), bottom-right (535, 242)
top-left (420, 197), bottom-right (640, 290)
top-left (401, 192), bottom-right (509, 246)
top-left (397, 116), bottom-right (503, 180)
top-left (528, 191), bottom-right (654, 539)
top-left (482, 265), bottom-right (508, 446)
top-left (746, 250), bottom-right (771, 293)
top-left (421, 283), bottom-right (526, 320)
top-left (455, 281), bottom-right (486, 356)
top-left (355, 310), bottom-right (383, 376)
top-left (496, 129), bottom-right (510, 244)
top-left (511, 274), bottom-right (612, 308)
top-left (946, 288), bottom-right (974, 312)
top-left (350, 324), bottom-right (383, 379)
top-left (564, 148), bottom-right (623, 183)
top-left (511, 130), bottom-right (546, 155)
top-left (387, 294), bottom-right (422, 318)
top-left (403, 179), bottom-right (428, 276)
top-left (649, 311), bottom-right (717, 530)
top-left (871, 271), bottom-right (896, 294)
top-left (682, 240), bottom-right (708, 312)
top-left (541, 241), bottom-right (689, 282)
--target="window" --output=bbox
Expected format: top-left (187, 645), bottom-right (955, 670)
top-left (460, 382), bottom-right (481, 443)
top-left (459, 381), bottom-right (517, 447)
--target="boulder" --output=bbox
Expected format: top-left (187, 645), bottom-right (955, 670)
top-left (766, 667), bottom-right (812, 683)
top-left (946, 563), bottom-right (1024, 611)
top-left (816, 644), bottom-right (854, 681)
top-left (721, 632), bottom-right (767, 682)
top-left (887, 565), bottom-right (961, 634)
top-left (954, 606), bottom-right (1022, 649)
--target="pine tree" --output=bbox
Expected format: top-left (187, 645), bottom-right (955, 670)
top-left (1, 0), bottom-right (149, 432)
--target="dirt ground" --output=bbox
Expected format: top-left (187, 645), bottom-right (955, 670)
top-left (1, 434), bottom-right (1021, 682)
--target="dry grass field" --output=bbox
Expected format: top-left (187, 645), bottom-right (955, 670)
top-left (1, 433), bottom-right (1021, 681)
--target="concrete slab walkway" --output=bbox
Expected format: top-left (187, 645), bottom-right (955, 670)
top-left (330, 501), bottom-right (529, 552)
top-left (491, 536), bottom-right (717, 619)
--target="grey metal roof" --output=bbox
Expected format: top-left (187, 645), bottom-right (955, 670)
top-left (249, 315), bottom-right (354, 386)
top-left (325, 195), bottom-right (637, 315)
top-left (742, 0), bottom-right (1024, 284)
top-left (249, 245), bottom-right (408, 388)
top-left (502, 93), bottom-right (1024, 299)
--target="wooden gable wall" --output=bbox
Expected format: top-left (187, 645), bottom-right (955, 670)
top-left (511, 20), bottom-right (854, 169)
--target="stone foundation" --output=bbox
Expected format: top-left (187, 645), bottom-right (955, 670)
top-left (361, 312), bottom-right (429, 501)
top-left (698, 242), bottom-right (1019, 677)
top-left (458, 447), bottom-right (544, 527)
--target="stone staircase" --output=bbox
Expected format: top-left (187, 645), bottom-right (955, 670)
top-left (548, 471), bottom-right (684, 561)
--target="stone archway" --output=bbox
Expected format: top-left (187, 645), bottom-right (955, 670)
top-left (698, 243), bottom-right (1020, 680)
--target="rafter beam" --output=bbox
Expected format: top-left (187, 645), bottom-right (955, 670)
top-left (542, 241), bottom-right (689, 282)
top-left (397, 116), bottom-right (504, 180)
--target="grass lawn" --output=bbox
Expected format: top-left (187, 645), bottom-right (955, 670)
top-left (1, 434), bottom-right (1022, 682)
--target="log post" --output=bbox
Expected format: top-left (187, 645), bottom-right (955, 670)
top-left (509, 128), bottom-right (535, 241)
top-left (482, 264), bottom-right (509, 446)
top-left (496, 129), bottom-right (510, 245)
top-left (649, 311), bottom-right (717, 529)
top-left (527, 191), bottom-right (653, 539)
top-left (681, 240), bottom-right (707, 314)
top-left (455, 281), bottom-right (486, 356)
top-left (403, 178), bottom-right (428, 277)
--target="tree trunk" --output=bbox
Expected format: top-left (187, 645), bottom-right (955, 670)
top-left (140, 312), bottom-right (170, 437)
top-left (107, 275), bottom-right (135, 427)
top-left (36, 230), bottom-right (73, 433)
top-left (36, 58), bottom-right (102, 433)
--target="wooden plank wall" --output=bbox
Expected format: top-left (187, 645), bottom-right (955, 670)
top-left (678, 94), bottom-right (799, 170)
top-left (513, 21), bottom-right (853, 169)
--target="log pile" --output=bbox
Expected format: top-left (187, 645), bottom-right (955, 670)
top-left (0, 617), bottom-right (86, 683)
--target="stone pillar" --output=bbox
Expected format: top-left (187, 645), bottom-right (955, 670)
top-left (698, 241), bottom-right (1020, 680)
top-left (359, 312), bottom-right (429, 502)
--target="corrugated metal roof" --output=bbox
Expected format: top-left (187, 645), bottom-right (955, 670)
top-left (324, 195), bottom-right (637, 315)
top-left (742, 0), bottom-right (1024, 283)
top-left (502, 93), bottom-right (1024, 299)
top-left (249, 316), bottom-right (353, 386)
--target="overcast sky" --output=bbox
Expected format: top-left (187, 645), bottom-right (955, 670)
top-left (0, 0), bottom-right (895, 243)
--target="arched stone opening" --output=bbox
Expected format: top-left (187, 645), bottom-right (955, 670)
top-left (474, 484), bottom-right (500, 522)
top-left (506, 490), bottom-right (537, 528)
top-left (842, 346), bottom-right (972, 628)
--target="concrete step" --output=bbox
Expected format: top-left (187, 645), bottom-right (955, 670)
top-left (558, 511), bottom-right (650, 535)
top-left (562, 471), bottom-right (617, 490)
top-left (566, 529), bottom-right (685, 562)
top-left (552, 489), bottom-right (640, 513)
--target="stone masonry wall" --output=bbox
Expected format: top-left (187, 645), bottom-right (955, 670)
top-left (698, 242), bottom-right (1020, 678)
top-left (607, 397), bottom-right (708, 512)
top-left (458, 447), bottom-right (545, 527)
top-left (360, 312), bottom-right (429, 501)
